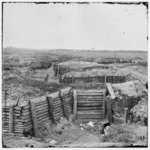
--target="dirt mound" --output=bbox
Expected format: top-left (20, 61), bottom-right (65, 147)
top-left (104, 124), bottom-right (136, 143)
top-left (112, 80), bottom-right (147, 97)
top-left (130, 99), bottom-right (148, 124)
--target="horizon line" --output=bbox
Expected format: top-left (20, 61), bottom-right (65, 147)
top-left (3, 46), bottom-right (147, 52)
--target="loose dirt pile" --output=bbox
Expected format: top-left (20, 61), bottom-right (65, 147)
top-left (130, 98), bottom-right (148, 125)
top-left (103, 124), bottom-right (147, 146)
top-left (112, 80), bottom-right (147, 98)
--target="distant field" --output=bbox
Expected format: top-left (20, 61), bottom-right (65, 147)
top-left (3, 47), bottom-right (148, 65)
top-left (49, 49), bottom-right (148, 60)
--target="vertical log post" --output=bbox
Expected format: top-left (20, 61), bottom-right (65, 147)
top-left (9, 106), bottom-right (14, 133)
top-left (30, 101), bottom-right (38, 137)
top-left (103, 90), bottom-right (106, 119)
top-left (113, 75), bottom-right (115, 83)
top-left (124, 107), bottom-right (128, 123)
top-left (73, 89), bottom-right (77, 118)
top-left (47, 96), bottom-right (56, 124)
top-left (70, 88), bottom-right (74, 112)
top-left (106, 96), bottom-right (113, 123)
top-left (97, 73), bottom-right (99, 83)
top-left (57, 66), bottom-right (59, 77)
top-left (71, 75), bottom-right (74, 84)
top-left (104, 75), bottom-right (106, 84)
top-left (59, 91), bottom-right (69, 119)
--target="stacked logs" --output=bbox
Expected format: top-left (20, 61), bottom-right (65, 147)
top-left (2, 104), bottom-right (33, 136)
top-left (30, 96), bottom-right (50, 132)
top-left (13, 105), bottom-right (33, 135)
top-left (21, 105), bottom-right (33, 133)
top-left (2, 87), bottom-right (73, 136)
top-left (63, 92), bottom-right (73, 115)
top-left (60, 75), bottom-right (126, 84)
top-left (29, 87), bottom-right (73, 136)
top-left (2, 106), bottom-right (10, 134)
top-left (76, 90), bottom-right (105, 120)
top-left (50, 94), bottom-right (64, 121)
top-left (48, 87), bottom-right (73, 121)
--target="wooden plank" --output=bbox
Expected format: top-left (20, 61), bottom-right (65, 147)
top-left (2, 113), bottom-right (9, 116)
top-left (77, 106), bottom-right (102, 111)
top-left (36, 112), bottom-right (49, 118)
top-left (37, 118), bottom-right (49, 126)
top-left (30, 101), bottom-right (38, 137)
top-left (9, 106), bottom-right (13, 134)
top-left (53, 107), bottom-right (63, 113)
top-left (73, 89), bottom-right (77, 118)
top-left (77, 97), bottom-right (103, 100)
top-left (77, 96), bottom-right (104, 99)
top-left (77, 110), bottom-right (104, 115)
top-left (77, 93), bottom-right (103, 96)
top-left (106, 83), bottom-right (116, 99)
top-left (77, 101), bottom-right (103, 105)
top-left (54, 112), bottom-right (63, 118)
top-left (77, 103), bottom-right (103, 107)
top-left (35, 108), bottom-right (48, 115)
top-left (77, 99), bottom-right (104, 102)
top-left (51, 99), bottom-right (61, 105)
top-left (35, 105), bottom-right (49, 111)
top-left (21, 111), bottom-right (31, 116)
top-left (37, 115), bottom-right (49, 122)
top-left (106, 96), bottom-right (113, 123)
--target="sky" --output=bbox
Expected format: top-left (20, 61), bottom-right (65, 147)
top-left (3, 2), bottom-right (148, 51)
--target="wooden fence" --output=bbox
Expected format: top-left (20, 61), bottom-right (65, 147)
top-left (60, 75), bottom-right (126, 84)
top-left (73, 89), bottom-right (106, 120)
top-left (4, 87), bottom-right (137, 136)
top-left (2, 87), bottom-right (73, 137)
